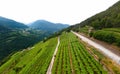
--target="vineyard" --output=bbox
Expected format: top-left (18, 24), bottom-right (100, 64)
top-left (0, 37), bottom-right (57, 74)
top-left (1, 31), bottom-right (119, 74)
top-left (52, 32), bottom-right (107, 74)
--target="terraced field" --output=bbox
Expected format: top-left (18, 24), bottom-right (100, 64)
top-left (0, 32), bottom-right (108, 74)
top-left (52, 32), bottom-right (107, 74)
top-left (0, 37), bottom-right (57, 74)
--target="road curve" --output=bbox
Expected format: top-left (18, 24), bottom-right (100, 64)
top-left (72, 31), bottom-right (120, 65)
top-left (46, 37), bottom-right (60, 74)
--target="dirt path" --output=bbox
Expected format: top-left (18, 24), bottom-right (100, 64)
top-left (72, 31), bottom-right (120, 65)
top-left (80, 33), bottom-right (120, 56)
top-left (46, 37), bottom-right (60, 74)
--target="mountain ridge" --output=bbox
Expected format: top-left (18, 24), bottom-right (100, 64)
top-left (0, 16), bottom-right (69, 63)
top-left (29, 20), bottom-right (69, 33)
top-left (74, 1), bottom-right (120, 29)
top-left (0, 16), bottom-right (28, 29)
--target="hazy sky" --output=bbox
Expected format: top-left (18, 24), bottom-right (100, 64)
top-left (0, 0), bottom-right (119, 25)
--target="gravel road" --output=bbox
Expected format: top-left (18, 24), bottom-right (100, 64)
top-left (72, 31), bottom-right (120, 65)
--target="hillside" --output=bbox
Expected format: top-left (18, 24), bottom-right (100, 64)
top-left (0, 37), bottom-right (58, 74)
top-left (70, 1), bottom-right (120, 48)
top-left (0, 17), bottom-right (28, 29)
top-left (74, 1), bottom-right (120, 29)
top-left (0, 29), bottom-right (47, 64)
top-left (1, 1), bottom-right (120, 74)
top-left (0, 33), bottom-right (108, 74)
top-left (0, 25), bottom-right (11, 32)
top-left (29, 20), bottom-right (69, 34)
top-left (0, 32), bottom-right (120, 74)
top-left (0, 17), bottom-right (50, 64)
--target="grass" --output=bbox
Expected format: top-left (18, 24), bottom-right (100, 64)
top-left (103, 28), bottom-right (120, 33)
top-left (0, 37), bottom-right (57, 74)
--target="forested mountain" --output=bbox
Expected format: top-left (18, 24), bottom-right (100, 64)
top-left (0, 25), bottom-right (11, 32)
top-left (0, 17), bottom-right (28, 29)
top-left (0, 1), bottom-right (120, 74)
top-left (29, 20), bottom-right (69, 34)
top-left (0, 17), bottom-right (69, 64)
top-left (0, 18), bottom-right (44, 63)
top-left (74, 1), bottom-right (120, 29)
top-left (68, 1), bottom-right (120, 47)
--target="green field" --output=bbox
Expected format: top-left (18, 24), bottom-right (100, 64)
top-left (52, 32), bottom-right (107, 74)
top-left (0, 37), bottom-right (57, 74)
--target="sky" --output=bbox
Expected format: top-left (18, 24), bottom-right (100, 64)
top-left (0, 0), bottom-right (119, 25)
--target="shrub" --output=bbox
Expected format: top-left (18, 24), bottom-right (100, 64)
top-left (92, 30), bottom-right (120, 47)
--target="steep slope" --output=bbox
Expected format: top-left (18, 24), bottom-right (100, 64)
top-left (0, 32), bottom-right (120, 74)
top-left (0, 17), bottom-right (68, 64)
top-left (29, 20), bottom-right (69, 34)
top-left (69, 1), bottom-right (120, 47)
top-left (0, 17), bottom-right (49, 63)
top-left (74, 1), bottom-right (120, 29)
top-left (0, 37), bottom-right (58, 74)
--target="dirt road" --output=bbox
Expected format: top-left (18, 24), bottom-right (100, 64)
top-left (72, 31), bottom-right (120, 65)
top-left (46, 37), bottom-right (60, 74)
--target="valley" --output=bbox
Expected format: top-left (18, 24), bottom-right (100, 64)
top-left (0, 31), bottom-right (120, 74)
top-left (0, 17), bottom-right (68, 64)
top-left (0, 1), bottom-right (120, 74)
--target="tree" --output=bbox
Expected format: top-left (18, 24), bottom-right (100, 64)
top-left (91, 19), bottom-right (101, 29)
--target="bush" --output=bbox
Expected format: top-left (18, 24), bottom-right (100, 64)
top-left (89, 32), bottom-right (94, 37)
top-left (92, 30), bottom-right (120, 46)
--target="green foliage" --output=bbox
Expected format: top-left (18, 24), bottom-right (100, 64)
top-left (92, 28), bottom-right (120, 46)
top-left (93, 30), bottom-right (115, 44)
top-left (0, 29), bottom-right (49, 64)
top-left (52, 32), bottom-right (107, 74)
top-left (74, 1), bottom-right (120, 29)
top-left (91, 19), bottom-right (101, 29)
top-left (0, 37), bottom-right (57, 74)
top-left (79, 26), bottom-right (90, 34)
top-left (103, 28), bottom-right (120, 33)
